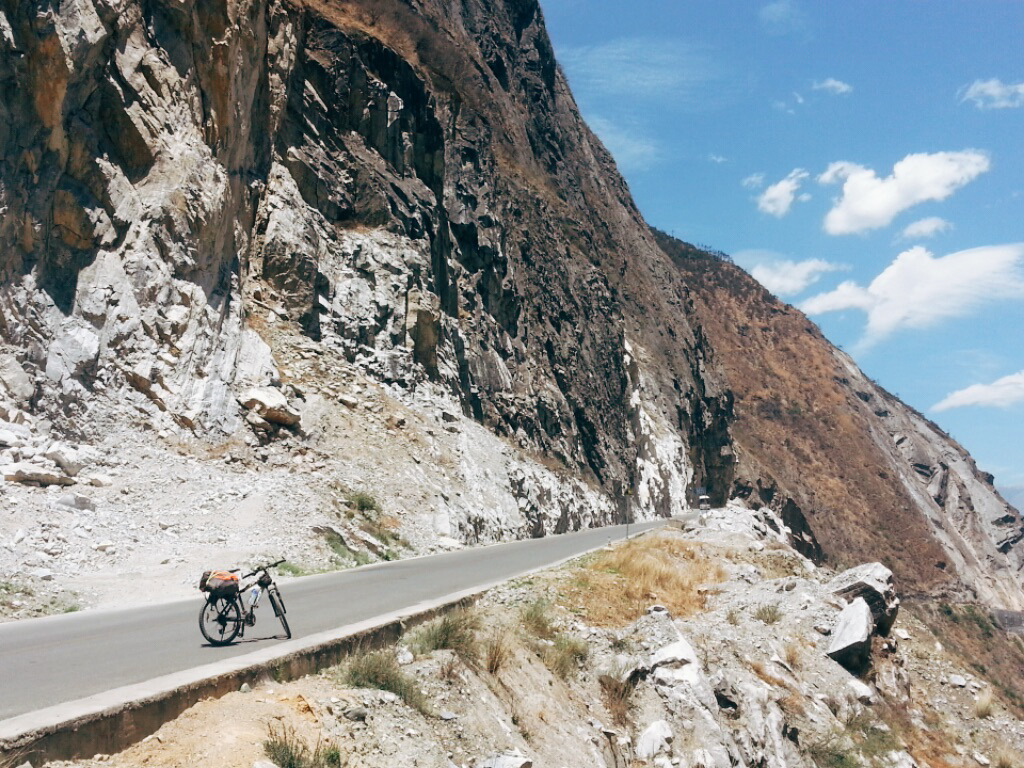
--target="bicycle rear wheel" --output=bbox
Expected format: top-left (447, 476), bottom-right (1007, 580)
top-left (268, 588), bottom-right (291, 639)
top-left (199, 597), bottom-right (242, 645)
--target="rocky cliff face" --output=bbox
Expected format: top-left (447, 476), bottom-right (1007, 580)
top-left (0, 0), bottom-right (730, 514)
top-left (0, 0), bottom-right (1020, 610)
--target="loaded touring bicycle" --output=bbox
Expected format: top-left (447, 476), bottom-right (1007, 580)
top-left (198, 560), bottom-right (291, 645)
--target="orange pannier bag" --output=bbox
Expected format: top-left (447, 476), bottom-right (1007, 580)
top-left (199, 570), bottom-right (240, 599)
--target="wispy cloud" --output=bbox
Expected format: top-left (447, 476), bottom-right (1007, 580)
top-left (759, 0), bottom-right (807, 35)
top-left (742, 173), bottom-right (766, 189)
top-left (813, 78), bottom-right (853, 95)
top-left (960, 78), bottom-right (1024, 109)
top-left (801, 243), bottom-right (1024, 348)
top-left (898, 217), bottom-right (953, 240)
top-left (933, 371), bottom-right (1024, 412)
top-left (587, 116), bottom-right (659, 172)
top-left (818, 150), bottom-right (991, 235)
top-left (558, 38), bottom-right (741, 112)
top-left (708, 154), bottom-right (728, 164)
top-left (757, 169), bottom-right (810, 217)
top-left (750, 258), bottom-right (845, 297)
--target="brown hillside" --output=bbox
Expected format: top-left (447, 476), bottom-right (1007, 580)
top-left (656, 232), bottom-right (954, 596)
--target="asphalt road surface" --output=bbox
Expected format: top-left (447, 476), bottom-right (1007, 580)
top-left (0, 520), bottom-right (664, 720)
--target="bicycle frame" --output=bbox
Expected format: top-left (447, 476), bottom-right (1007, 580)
top-left (199, 559), bottom-right (290, 645)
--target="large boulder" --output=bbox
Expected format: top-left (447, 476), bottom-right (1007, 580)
top-left (828, 562), bottom-right (899, 635)
top-left (0, 355), bottom-right (34, 404)
top-left (827, 597), bottom-right (874, 672)
top-left (238, 387), bottom-right (301, 427)
top-left (3, 461), bottom-right (77, 487)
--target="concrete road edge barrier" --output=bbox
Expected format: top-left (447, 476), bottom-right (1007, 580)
top-left (0, 593), bottom-right (477, 765)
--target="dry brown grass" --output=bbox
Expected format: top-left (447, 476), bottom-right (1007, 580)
top-left (783, 641), bottom-right (803, 670)
top-left (973, 687), bottom-right (995, 719)
top-left (484, 630), bottom-right (513, 675)
top-left (993, 746), bottom-right (1019, 768)
top-left (566, 534), bottom-right (726, 627)
top-left (749, 659), bottom-right (788, 688)
top-left (599, 669), bottom-right (636, 727)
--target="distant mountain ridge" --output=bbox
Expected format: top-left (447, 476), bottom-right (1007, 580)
top-left (0, 0), bottom-right (1020, 610)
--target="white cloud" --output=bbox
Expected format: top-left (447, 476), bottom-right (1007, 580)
top-left (587, 116), bottom-right (659, 172)
top-left (961, 78), bottom-right (1024, 109)
top-left (801, 243), bottom-right (1024, 347)
top-left (757, 169), bottom-right (809, 217)
top-left (899, 217), bottom-right (953, 240)
top-left (813, 78), bottom-right (853, 95)
top-left (708, 154), bottom-right (728, 164)
top-left (742, 173), bottom-right (765, 189)
top-left (750, 258), bottom-right (845, 297)
top-left (933, 371), bottom-right (1024, 412)
top-left (760, 0), bottom-right (807, 35)
top-left (818, 150), bottom-right (991, 235)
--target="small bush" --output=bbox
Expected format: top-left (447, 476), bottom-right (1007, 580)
top-left (263, 723), bottom-right (341, 768)
top-left (974, 687), bottom-right (995, 719)
top-left (346, 649), bottom-right (428, 714)
top-left (278, 561), bottom-right (307, 577)
top-left (521, 598), bottom-right (556, 639)
top-left (412, 608), bottom-right (480, 666)
top-left (484, 630), bottom-right (513, 675)
top-left (806, 737), bottom-right (860, 768)
top-left (726, 608), bottom-right (740, 625)
top-left (599, 669), bottom-right (635, 726)
top-left (544, 634), bottom-right (588, 680)
top-left (753, 604), bottom-right (782, 625)
top-left (439, 652), bottom-right (461, 682)
top-left (346, 491), bottom-right (380, 513)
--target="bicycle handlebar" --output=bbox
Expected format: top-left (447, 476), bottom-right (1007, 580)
top-left (241, 559), bottom-right (286, 579)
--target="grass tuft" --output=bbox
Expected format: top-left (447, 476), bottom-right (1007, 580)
top-left (753, 603), bottom-right (782, 625)
top-left (411, 608), bottom-right (481, 666)
top-left (263, 723), bottom-right (341, 768)
top-left (521, 598), bottom-right (556, 639)
top-left (484, 629), bottom-right (513, 675)
top-left (543, 634), bottom-right (589, 680)
top-left (345, 648), bottom-right (429, 714)
top-left (599, 665), bottom-right (636, 726)
top-left (974, 687), bottom-right (995, 719)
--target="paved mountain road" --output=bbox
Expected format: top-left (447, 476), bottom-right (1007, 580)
top-left (0, 521), bottom-right (664, 721)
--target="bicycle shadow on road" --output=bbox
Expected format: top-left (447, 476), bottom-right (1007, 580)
top-left (199, 634), bottom-right (289, 649)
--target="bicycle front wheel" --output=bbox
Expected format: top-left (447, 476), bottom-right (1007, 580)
top-left (199, 597), bottom-right (242, 645)
top-left (268, 588), bottom-right (291, 639)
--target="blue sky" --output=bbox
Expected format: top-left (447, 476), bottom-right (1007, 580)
top-left (539, 0), bottom-right (1024, 500)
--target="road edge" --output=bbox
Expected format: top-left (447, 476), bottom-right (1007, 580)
top-left (0, 522), bottom-right (670, 764)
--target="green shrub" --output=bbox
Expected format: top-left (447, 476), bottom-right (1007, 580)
top-left (346, 491), bottom-right (380, 513)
